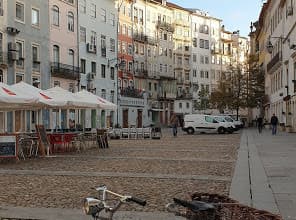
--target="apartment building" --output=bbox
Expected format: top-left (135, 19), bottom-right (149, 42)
top-left (169, 3), bottom-right (192, 116)
top-left (256, 0), bottom-right (296, 131)
top-left (0, 0), bottom-right (50, 132)
top-left (78, 0), bottom-right (118, 129)
top-left (117, 0), bottom-right (150, 128)
top-left (48, 0), bottom-right (79, 130)
top-left (190, 9), bottom-right (222, 114)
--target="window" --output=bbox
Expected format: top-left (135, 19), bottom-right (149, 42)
top-left (79, 0), bottom-right (86, 13)
top-left (205, 116), bottom-right (215, 123)
top-left (199, 39), bottom-right (204, 48)
top-left (80, 59), bottom-right (86, 74)
top-left (101, 35), bottom-right (106, 57)
top-left (200, 70), bottom-right (204, 78)
top-left (205, 40), bottom-right (209, 49)
top-left (0, 33), bottom-right (3, 53)
top-left (68, 49), bottom-right (74, 66)
top-left (16, 2), bottom-right (24, 22)
top-left (205, 71), bottom-right (209, 78)
top-left (128, 44), bottom-right (133, 55)
top-left (193, 69), bottom-right (197, 77)
top-left (110, 13), bottom-right (115, 26)
top-left (110, 67), bottom-right (115, 80)
top-left (179, 103), bottom-right (182, 109)
top-left (32, 44), bottom-right (40, 72)
top-left (186, 102), bottom-right (190, 109)
top-left (101, 89), bottom-right (106, 99)
top-left (110, 90), bottom-right (114, 103)
top-left (90, 3), bottom-right (96, 18)
top-left (0, 70), bottom-right (3, 82)
top-left (91, 31), bottom-right (97, 45)
top-left (101, 64), bottom-right (106, 78)
top-left (53, 45), bottom-right (60, 63)
top-left (0, 0), bottom-right (3, 16)
top-left (128, 62), bottom-right (133, 72)
top-left (91, 61), bottom-right (96, 73)
top-left (193, 54), bottom-right (197, 62)
top-left (193, 38), bottom-right (197, 47)
top-left (149, 82), bottom-right (151, 90)
top-left (16, 41), bottom-right (24, 68)
top-left (154, 83), bottom-right (157, 91)
top-left (68, 12), bottom-right (74, 32)
top-left (205, 56), bottom-right (209, 64)
top-left (80, 26), bottom-right (86, 43)
top-left (101, 8), bottom-right (106, 22)
top-left (200, 55), bottom-right (204, 64)
top-left (15, 73), bottom-right (24, 83)
top-left (31, 8), bottom-right (40, 26)
top-left (52, 5), bottom-right (59, 26)
top-left (110, 38), bottom-right (115, 52)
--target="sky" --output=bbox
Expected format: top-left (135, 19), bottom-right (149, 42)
top-left (170, 0), bottom-right (264, 37)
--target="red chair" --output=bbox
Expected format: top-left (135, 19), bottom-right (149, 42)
top-left (63, 133), bottom-right (74, 152)
top-left (49, 134), bottom-right (64, 153)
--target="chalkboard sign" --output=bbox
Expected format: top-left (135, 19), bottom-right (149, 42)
top-left (0, 135), bottom-right (17, 158)
top-left (35, 125), bottom-right (49, 156)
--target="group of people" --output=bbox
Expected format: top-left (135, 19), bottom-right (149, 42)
top-left (256, 114), bottom-right (278, 135)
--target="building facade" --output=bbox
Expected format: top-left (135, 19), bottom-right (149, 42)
top-left (48, 0), bottom-right (79, 130)
top-left (78, 0), bottom-right (118, 129)
top-left (1, 0), bottom-right (50, 132)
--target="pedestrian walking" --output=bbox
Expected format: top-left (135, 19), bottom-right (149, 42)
top-left (270, 114), bottom-right (278, 135)
top-left (170, 113), bottom-right (179, 137)
top-left (257, 116), bottom-right (263, 133)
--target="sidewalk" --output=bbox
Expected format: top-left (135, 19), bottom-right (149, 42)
top-left (230, 128), bottom-right (296, 220)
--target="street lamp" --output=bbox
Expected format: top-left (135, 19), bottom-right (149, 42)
top-left (266, 35), bottom-right (296, 53)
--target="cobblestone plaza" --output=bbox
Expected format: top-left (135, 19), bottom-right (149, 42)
top-left (0, 131), bottom-right (240, 213)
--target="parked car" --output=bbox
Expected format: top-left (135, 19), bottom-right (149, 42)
top-left (213, 116), bottom-right (237, 133)
top-left (182, 114), bottom-right (233, 135)
top-left (219, 114), bottom-right (244, 129)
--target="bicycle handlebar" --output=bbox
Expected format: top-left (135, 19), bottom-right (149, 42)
top-left (127, 196), bottom-right (147, 206)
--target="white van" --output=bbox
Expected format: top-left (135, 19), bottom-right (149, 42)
top-left (182, 114), bottom-right (233, 134)
top-left (213, 116), bottom-right (237, 133)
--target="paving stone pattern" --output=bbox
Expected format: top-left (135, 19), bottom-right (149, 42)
top-left (0, 132), bottom-right (240, 212)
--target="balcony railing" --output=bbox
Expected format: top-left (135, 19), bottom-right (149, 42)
top-left (133, 34), bottom-right (157, 45)
top-left (121, 87), bottom-right (144, 98)
top-left (134, 69), bottom-right (148, 78)
top-left (51, 62), bottom-right (80, 80)
top-left (156, 21), bottom-right (175, 32)
top-left (267, 52), bottom-right (282, 73)
top-left (0, 51), bottom-right (8, 68)
top-left (177, 92), bottom-right (193, 99)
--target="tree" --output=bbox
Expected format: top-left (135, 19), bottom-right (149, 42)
top-left (195, 87), bottom-right (210, 111)
top-left (210, 80), bottom-right (232, 113)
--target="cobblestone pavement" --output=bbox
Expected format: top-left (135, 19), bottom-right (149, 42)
top-left (0, 131), bottom-right (240, 213)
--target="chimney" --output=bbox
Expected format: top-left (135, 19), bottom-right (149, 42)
top-left (162, 0), bottom-right (167, 6)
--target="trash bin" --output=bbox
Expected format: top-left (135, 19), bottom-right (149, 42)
top-left (151, 127), bottom-right (161, 139)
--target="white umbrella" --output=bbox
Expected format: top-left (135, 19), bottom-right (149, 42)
top-left (45, 86), bottom-right (97, 109)
top-left (11, 82), bottom-right (68, 108)
top-left (74, 90), bottom-right (117, 110)
top-left (0, 82), bottom-right (39, 110)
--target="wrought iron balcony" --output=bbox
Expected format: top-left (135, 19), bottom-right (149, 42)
top-left (267, 52), bottom-right (282, 73)
top-left (120, 87), bottom-right (144, 98)
top-left (134, 69), bottom-right (148, 78)
top-left (156, 21), bottom-right (175, 32)
top-left (51, 62), bottom-right (80, 80)
top-left (133, 34), bottom-right (157, 45)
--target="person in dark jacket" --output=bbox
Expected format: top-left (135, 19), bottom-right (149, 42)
top-left (270, 114), bottom-right (278, 135)
top-left (257, 116), bottom-right (263, 133)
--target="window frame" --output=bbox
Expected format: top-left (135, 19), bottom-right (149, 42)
top-left (31, 7), bottom-right (40, 27)
top-left (15, 1), bottom-right (25, 23)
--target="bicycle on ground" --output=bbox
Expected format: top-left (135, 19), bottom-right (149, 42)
top-left (83, 185), bottom-right (146, 220)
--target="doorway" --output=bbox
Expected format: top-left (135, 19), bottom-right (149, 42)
top-left (123, 109), bottom-right (128, 128)
top-left (137, 110), bottom-right (142, 128)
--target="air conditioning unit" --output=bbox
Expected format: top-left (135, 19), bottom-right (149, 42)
top-left (8, 42), bottom-right (17, 51)
top-left (87, 43), bottom-right (97, 54)
top-left (287, 6), bottom-right (293, 16)
top-left (87, 72), bottom-right (95, 80)
top-left (8, 51), bottom-right (18, 61)
top-left (6, 27), bottom-right (20, 35)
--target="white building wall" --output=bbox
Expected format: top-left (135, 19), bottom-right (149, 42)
top-left (78, 0), bottom-right (118, 128)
